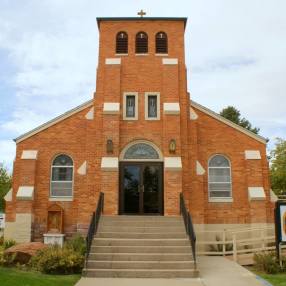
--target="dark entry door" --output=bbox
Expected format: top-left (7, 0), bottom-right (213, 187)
top-left (120, 162), bottom-right (163, 215)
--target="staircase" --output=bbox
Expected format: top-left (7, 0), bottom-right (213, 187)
top-left (83, 215), bottom-right (199, 278)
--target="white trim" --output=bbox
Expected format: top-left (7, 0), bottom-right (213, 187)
top-left (77, 161), bottom-right (87, 175)
top-left (49, 197), bottom-right (73, 202)
top-left (85, 107), bottom-right (94, 120)
top-left (248, 187), bottom-right (266, 201)
top-left (145, 92), bottom-right (160, 120)
top-left (196, 161), bottom-right (205, 175)
top-left (105, 58), bottom-right (121, 65)
top-left (101, 157), bottom-right (119, 171)
top-left (135, 54), bottom-right (149, 56)
top-left (245, 150), bottom-right (261, 160)
top-left (155, 54), bottom-right (168, 57)
top-left (16, 186), bottom-right (34, 200)
top-left (164, 157), bottom-right (182, 171)
top-left (209, 198), bottom-right (233, 203)
top-left (270, 190), bottom-right (278, 202)
top-left (123, 92), bottom-right (138, 120)
top-left (190, 107), bottom-right (198, 120)
top-left (103, 103), bottom-right (120, 115)
top-left (115, 53), bottom-right (128, 56)
top-left (162, 58), bottom-right (178, 65)
top-left (4, 189), bottom-right (13, 202)
top-left (191, 101), bottom-right (267, 144)
top-left (163, 103), bottom-right (180, 115)
top-left (119, 140), bottom-right (163, 162)
top-left (15, 100), bottom-right (93, 143)
top-left (21, 150), bottom-right (38, 160)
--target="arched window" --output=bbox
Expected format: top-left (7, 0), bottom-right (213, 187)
top-left (136, 32), bottom-right (148, 54)
top-left (208, 155), bottom-right (232, 198)
top-left (116, 31), bottom-right (128, 54)
top-left (156, 32), bottom-right (168, 54)
top-left (50, 154), bottom-right (73, 197)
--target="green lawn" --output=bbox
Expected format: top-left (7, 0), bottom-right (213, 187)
top-left (0, 267), bottom-right (81, 286)
top-left (257, 273), bottom-right (286, 286)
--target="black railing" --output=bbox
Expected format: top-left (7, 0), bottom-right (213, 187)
top-left (85, 192), bottom-right (104, 264)
top-left (180, 193), bottom-right (197, 268)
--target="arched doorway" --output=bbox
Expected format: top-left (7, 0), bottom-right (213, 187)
top-left (119, 141), bottom-right (164, 215)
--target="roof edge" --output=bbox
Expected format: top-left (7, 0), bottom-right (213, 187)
top-left (14, 99), bottom-right (94, 144)
top-left (190, 100), bottom-right (267, 145)
top-left (96, 17), bottom-right (188, 29)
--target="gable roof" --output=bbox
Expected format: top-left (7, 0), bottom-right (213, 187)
top-left (14, 100), bottom-right (93, 144)
top-left (191, 101), bottom-right (267, 144)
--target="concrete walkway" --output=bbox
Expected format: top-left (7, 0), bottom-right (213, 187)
top-left (76, 256), bottom-right (270, 286)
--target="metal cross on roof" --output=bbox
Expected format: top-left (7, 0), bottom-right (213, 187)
top-left (137, 9), bottom-right (146, 18)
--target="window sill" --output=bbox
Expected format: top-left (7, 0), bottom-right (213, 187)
top-left (155, 53), bottom-right (168, 56)
top-left (145, 117), bottom-right (160, 121)
top-left (123, 117), bottom-right (138, 121)
top-left (135, 53), bottom-right (149, 56)
top-left (49, 197), bottom-right (73, 202)
top-left (115, 53), bottom-right (128, 56)
top-left (208, 198), bottom-right (233, 203)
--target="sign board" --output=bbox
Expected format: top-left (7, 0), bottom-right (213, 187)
top-left (0, 213), bottom-right (5, 229)
top-left (275, 201), bottom-right (286, 243)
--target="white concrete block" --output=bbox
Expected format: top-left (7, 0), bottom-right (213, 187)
top-left (105, 58), bottom-right (121, 65)
top-left (21, 150), bottom-right (38, 160)
top-left (85, 107), bottom-right (94, 120)
top-left (44, 234), bottom-right (65, 247)
top-left (196, 161), bottom-right (205, 175)
top-left (101, 157), bottom-right (118, 171)
top-left (103, 103), bottom-right (120, 114)
top-left (77, 161), bottom-right (87, 175)
top-left (162, 58), bottom-right (178, 65)
top-left (245, 150), bottom-right (261, 160)
top-left (190, 107), bottom-right (198, 120)
top-left (16, 186), bottom-right (34, 200)
top-left (163, 103), bottom-right (180, 115)
top-left (4, 189), bottom-right (12, 202)
top-left (270, 189), bottom-right (278, 202)
top-left (248, 187), bottom-right (266, 201)
top-left (164, 157), bottom-right (182, 171)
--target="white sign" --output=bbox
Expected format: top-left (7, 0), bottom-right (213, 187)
top-left (280, 205), bottom-right (286, 242)
top-left (0, 213), bottom-right (5, 229)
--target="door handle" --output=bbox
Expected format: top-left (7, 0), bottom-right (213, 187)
top-left (142, 185), bottom-right (145, 193)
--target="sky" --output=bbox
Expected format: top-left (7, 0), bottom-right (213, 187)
top-left (0, 0), bottom-right (285, 170)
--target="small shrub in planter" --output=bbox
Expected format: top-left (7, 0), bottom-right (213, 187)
top-left (65, 234), bottom-right (86, 256)
top-left (253, 252), bottom-right (281, 274)
top-left (30, 244), bottom-right (84, 274)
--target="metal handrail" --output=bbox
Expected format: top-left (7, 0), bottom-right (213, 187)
top-left (180, 193), bottom-right (197, 268)
top-left (85, 192), bottom-right (104, 266)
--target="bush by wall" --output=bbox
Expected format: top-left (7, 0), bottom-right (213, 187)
top-left (254, 252), bottom-right (286, 274)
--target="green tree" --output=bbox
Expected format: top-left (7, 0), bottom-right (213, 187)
top-left (220, 106), bottom-right (260, 134)
top-left (270, 138), bottom-right (286, 195)
top-left (0, 164), bottom-right (12, 212)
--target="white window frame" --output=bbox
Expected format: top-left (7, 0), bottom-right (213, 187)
top-left (145, 92), bottom-right (160, 120)
top-left (50, 154), bottom-right (74, 200)
top-left (208, 154), bottom-right (233, 202)
top-left (123, 92), bottom-right (138, 120)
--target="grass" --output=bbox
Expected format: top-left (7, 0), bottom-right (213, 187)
top-left (0, 266), bottom-right (81, 286)
top-left (256, 272), bottom-right (286, 286)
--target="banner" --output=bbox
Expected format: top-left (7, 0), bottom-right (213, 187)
top-left (281, 205), bottom-right (286, 242)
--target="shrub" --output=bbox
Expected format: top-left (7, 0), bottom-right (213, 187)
top-left (0, 245), bottom-right (16, 266)
top-left (253, 252), bottom-right (281, 274)
top-left (3, 239), bottom-right (16, 250)
top-left (30, 244), bottom-right (84, 274)
top-left (64, 234), bottom-right (86, 256)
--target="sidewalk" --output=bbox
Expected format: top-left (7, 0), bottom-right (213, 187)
top-left (76, 256), bottom-right (269, 286)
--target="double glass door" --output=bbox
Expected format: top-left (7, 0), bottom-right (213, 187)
top-left (120, 162), bottom-right (163, 215)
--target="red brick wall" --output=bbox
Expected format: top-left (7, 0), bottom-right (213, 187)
top-left (6, 19), bottom-right (273, 241)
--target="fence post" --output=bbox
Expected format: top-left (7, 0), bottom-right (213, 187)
top-left (222, 229), bottom-right (226, 256)
top-left (233, 233), bottom-right (237, 262)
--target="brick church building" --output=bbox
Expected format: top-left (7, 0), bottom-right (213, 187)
top-left (4, 17), bottom-right (274, 243)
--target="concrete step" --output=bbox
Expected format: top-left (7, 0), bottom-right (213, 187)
top-left (83, 268), bottom-right (199, 278)
top-left (95, 232), bottom-right (187, 239)
top-left (93, 238), bottom-right (190, 246)
top-left (90, 245), bottom-right (192, 253)
top-left (100, 221), bottom-right (185, 227)
top-left (86, 260), bottom-right (195, 269)
top-left (98, 226), bottom-right (185, 233)
top-left (88, 253), bottom-right (193, 261)
top-left (101, 216), bottom-right (182, 222)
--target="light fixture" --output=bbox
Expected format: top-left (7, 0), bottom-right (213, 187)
top-left (106, 139), bottom-right (113, 154)
top-left (169, 139), bottom-right (176, 153)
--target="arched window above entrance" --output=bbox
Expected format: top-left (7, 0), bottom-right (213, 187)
top-left (123, 143), bottom-right (160, 160)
